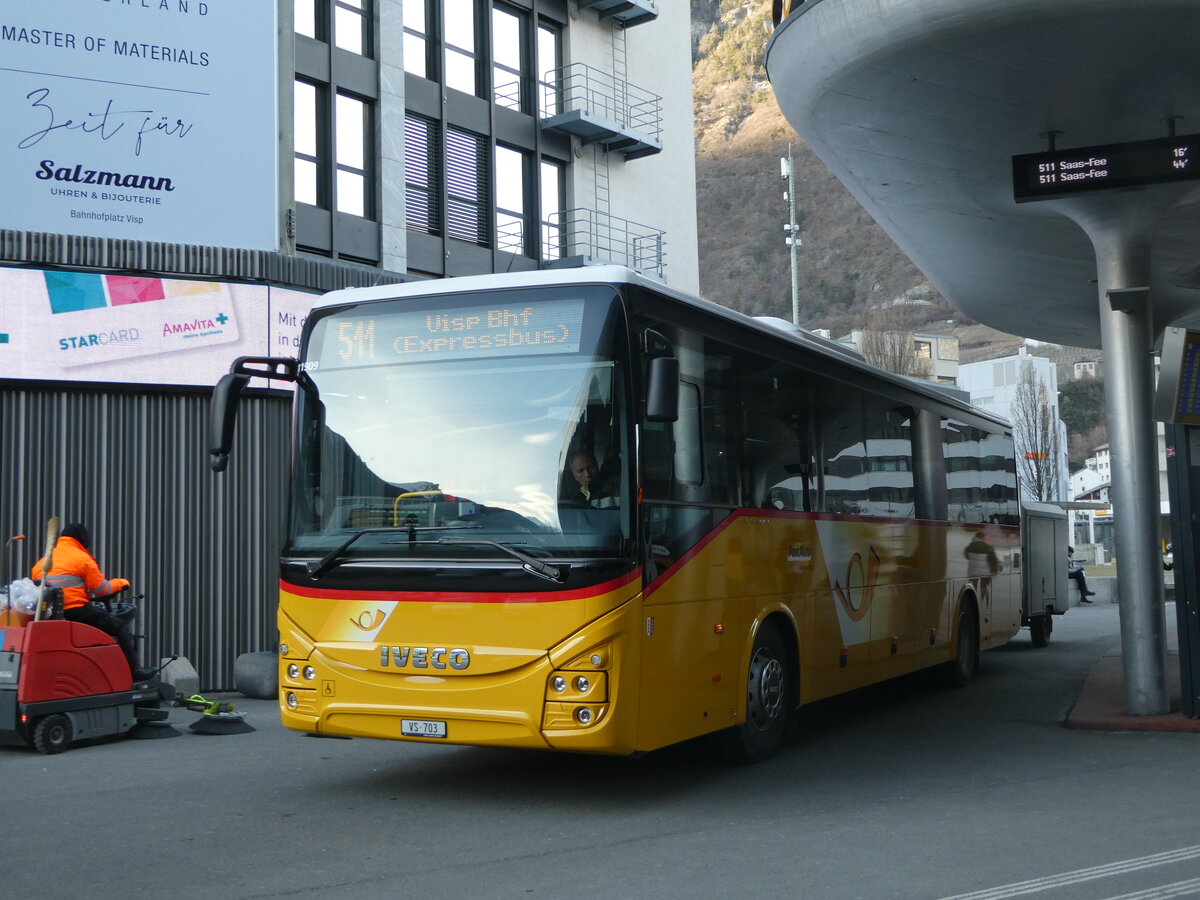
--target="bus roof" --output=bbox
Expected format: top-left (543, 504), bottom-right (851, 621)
top-left (313, 266), bottom-right (1010, 431)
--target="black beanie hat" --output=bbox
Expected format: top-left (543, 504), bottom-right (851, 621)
top-left (61, 522), bottom-right (91, 550)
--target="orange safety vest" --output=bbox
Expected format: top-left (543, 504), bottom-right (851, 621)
top-left (31, 536), bottom-right (121, 610)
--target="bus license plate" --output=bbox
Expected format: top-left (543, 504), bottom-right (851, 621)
top-left (402, 719), bottom-right (446, 738)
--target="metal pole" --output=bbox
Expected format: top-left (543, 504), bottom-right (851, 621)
top-left (1095, 242), bottom-right (1170, 715)
top-left (1054, 190), bottom-right (1175, 716)
top-left (783, 147), bottom-right (801, 324)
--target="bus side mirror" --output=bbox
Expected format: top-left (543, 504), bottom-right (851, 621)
top-left (210, 372), bottom-right (250, 472)
top-left (646, 356), bottom-right (679, 423)
top-left (209, 356), bottom-right (299, 472)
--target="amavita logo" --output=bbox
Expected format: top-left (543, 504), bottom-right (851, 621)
top-left (163, 313), bottom-right (229, 337)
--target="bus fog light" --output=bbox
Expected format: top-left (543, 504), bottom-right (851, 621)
top-left (286, 692), bottom-right (299, 708)
top-left (303, 666), bottom-right (316, 680)
top-left (575, 707), bottom-right (592, 725)
top-left (287, 664), bottom-right (300, 679)
top-left (552, 676), bottom-right (567, 692)
top-left (574, 675), bottom-right (590, 693)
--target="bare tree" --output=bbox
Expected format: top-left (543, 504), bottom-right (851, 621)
top-left (1011, 361), bottom-right (1062, 501)
top-left (857, 294), bottom-right (934, 378)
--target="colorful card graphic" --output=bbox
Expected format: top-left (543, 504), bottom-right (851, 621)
top-left (45, 272), bottom-right (238, 368)
top-left (0, 265), bottom-right (315, 388)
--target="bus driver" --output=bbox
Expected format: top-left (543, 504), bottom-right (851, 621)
top-left (568, 451), bottom-right (619, 508)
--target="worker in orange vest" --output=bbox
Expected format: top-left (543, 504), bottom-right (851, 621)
top-left (32, 522), bottom-right (153, 681)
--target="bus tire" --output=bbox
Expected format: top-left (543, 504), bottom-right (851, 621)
top-left (721, 623), bottom-right (792, 763)
top-left (942, 600), bottom-right (979, 688)
top-left (1030, 611), bottom-right (1052, 648)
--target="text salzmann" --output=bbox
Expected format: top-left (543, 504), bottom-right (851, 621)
top-left (36, 160), bottom-right (176, 192)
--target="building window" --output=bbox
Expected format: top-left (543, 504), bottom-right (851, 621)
top-left (914, 340), bottom-right (932, 359)
top-left (540, 158), bottom-right (564, 260)
top-left (492, 4), bottom-right (526, 111)
top-left (405, 114), bottom-right (440, 234)
top-left (334, 0), bottom-right (371, 55)
top-left (444, 0), bottom-right (480, 96)
top-left (294, 79), bottom-right (326, 208)
top-left (296, 0), bottom-right (323, 40)
top-left (293, 0), bottom-right (380, 262)
top-left (403, 0), bottom-right (430, 78)
top-left (335, 92), bottom-right (371, 217)
top-left (293, 83), bottom-right (373, 218)
top-left (495, 144), bottom-right (527, 254)
top-left (446, 126), bottom-right (488, 245)
top-left (537, 22), bottom-right (560, 117)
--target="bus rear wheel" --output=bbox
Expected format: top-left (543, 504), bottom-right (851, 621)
top-left (1030, 611), bottom-right (1053, 648)
top-left (722, 624), bottom-right (792, 763)
top-left (942, 602), bottom-right (979, 688)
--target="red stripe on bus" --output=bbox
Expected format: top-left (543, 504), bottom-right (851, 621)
top-left (281, 567), bottom-right (642, 604)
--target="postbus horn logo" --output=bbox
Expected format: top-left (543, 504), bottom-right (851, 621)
top-left (351, 609), bottom-right (387, 631)
top-left (832, 546), bottom-right (880, 622)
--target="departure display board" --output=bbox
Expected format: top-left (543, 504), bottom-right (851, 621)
top-left (1154, 328), bottom-right (1200, 426)
top-left (1013, 133), bottom-right (1200, 203)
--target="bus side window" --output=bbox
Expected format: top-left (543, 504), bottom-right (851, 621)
top-left (820, 392), bottom-right (868, 516)
top-left (674, 382), bottom-right (703, 487)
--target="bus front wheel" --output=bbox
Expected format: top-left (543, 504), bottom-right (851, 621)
top-left (722, 624), bottom-right (792, 763)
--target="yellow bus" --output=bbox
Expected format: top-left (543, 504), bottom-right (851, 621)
top-left (211, 266), bottom-right (1030, 761)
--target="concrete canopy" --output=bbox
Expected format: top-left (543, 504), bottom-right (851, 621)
top-left (765, 0), bottom-right (1200, 348)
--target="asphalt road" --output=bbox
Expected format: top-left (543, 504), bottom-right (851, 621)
top-left (4, 603), bottom-right (1199, 900)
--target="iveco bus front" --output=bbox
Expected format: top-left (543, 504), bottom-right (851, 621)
top-left (212, 275), bottom-right (664, 752)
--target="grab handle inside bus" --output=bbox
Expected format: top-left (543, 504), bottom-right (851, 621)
top-left (209, 356), bottom-right (299, 472)
top-left (646, 355), bottom-right (679, 422)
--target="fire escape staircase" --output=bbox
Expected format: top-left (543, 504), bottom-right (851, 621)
top-left (540, 62), bottom-right (662, 160)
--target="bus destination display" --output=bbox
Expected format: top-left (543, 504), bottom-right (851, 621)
top-left (314, 297), bottom-right (587, 368)
top-left (1012, 133), bottom-right (1200, 203)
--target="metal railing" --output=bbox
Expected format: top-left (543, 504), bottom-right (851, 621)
top-left (544, 207), bottom-right (665, 277)
top-left (541, 62), bottom-right (663, 143)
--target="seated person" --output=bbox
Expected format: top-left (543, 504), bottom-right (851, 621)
top-left (567, 451), bottom-right (620, 508)
top-left (31, 522), bottom-right (155, 681)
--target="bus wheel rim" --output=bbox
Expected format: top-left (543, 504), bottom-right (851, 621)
top-left (747, 649), bottom-right (784, 730)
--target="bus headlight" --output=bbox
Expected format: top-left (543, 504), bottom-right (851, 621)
top-left (303, 666), bottom-right (316, 680)
top-left (545, 671), bottom-right (607, 701)
top-left (287, 664), bottom-right (300, 679)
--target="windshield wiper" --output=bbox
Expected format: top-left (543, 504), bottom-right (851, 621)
top-left (437, 539), bottom-right (567, 583)
top-left (305, 526), bottom-right (413, 580)
top-left (305, 527), bottom-right (566, 582)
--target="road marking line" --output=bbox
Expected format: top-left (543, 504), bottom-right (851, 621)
top-left (940, 845), bottom-right (1200, 900)
top-left (1101, 876), bottom-right (1200, 900)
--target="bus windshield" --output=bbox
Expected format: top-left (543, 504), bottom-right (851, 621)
top-left (287, 286), bottom-right (631, 562)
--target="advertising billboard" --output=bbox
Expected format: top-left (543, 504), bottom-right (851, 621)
top-left (0, 265), bottom-right (314, 389)
top-left (1, 1), bottom-right (278, 249)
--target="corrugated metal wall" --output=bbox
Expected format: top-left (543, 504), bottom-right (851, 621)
top-left (0, 385), bottom-right (292, 690)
